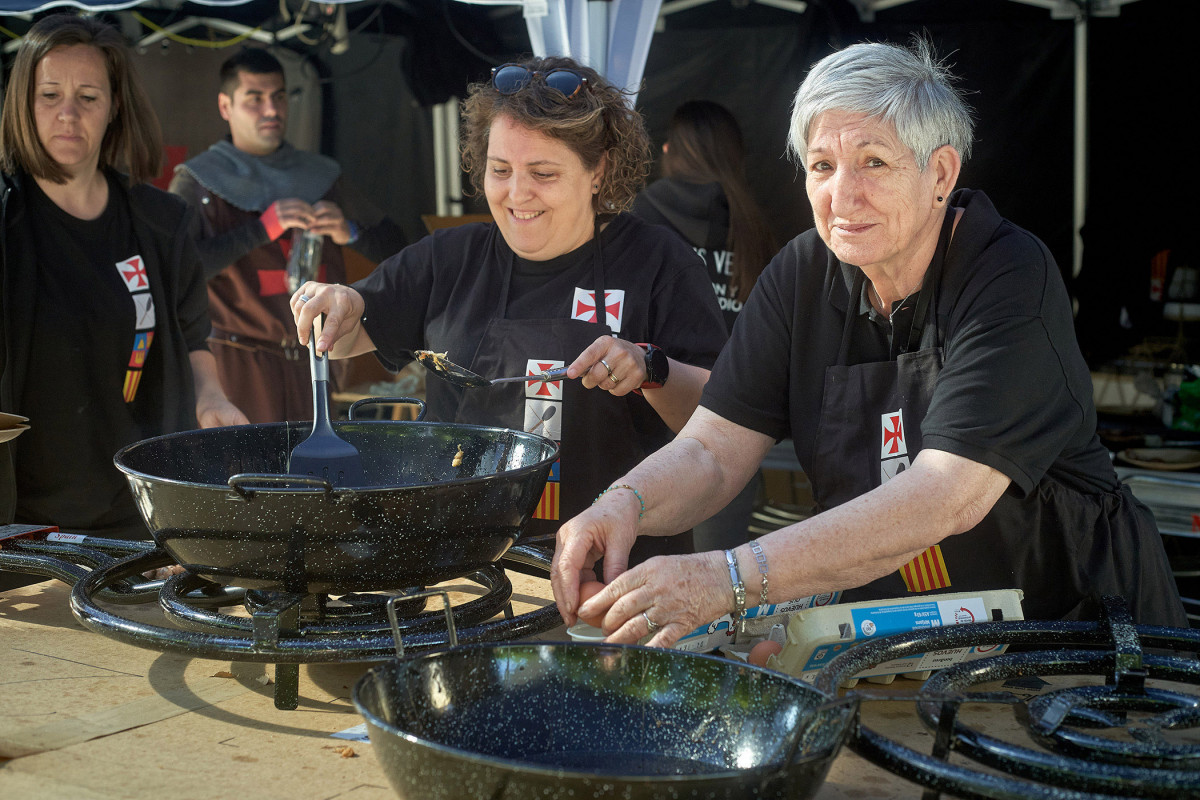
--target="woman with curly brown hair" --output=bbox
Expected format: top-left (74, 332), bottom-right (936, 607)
top-left (292, 56), bottom-right (726, 558)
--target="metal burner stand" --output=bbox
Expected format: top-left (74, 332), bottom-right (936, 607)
top-left (815, 596), bottom-right (1200, 800)
top-left (0, 527), bottom-right (560, 710)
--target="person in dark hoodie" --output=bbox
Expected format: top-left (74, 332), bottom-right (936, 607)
top-left (632, 101), bottom-right (777, 551)
top-left (632, 101), bottom-right (776, 331)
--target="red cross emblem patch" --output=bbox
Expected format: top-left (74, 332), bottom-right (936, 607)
top-left (880, 409), bottom-right (907, 459)
top-left (117, 255), bottom-right (148, 292)
top-left (571, 288), bottom-right (625, 333)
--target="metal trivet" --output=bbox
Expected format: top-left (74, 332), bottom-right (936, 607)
top-left (815, 596), bottom-right (1200, 800)
top-left (0, 527), bottom-right (560, 710)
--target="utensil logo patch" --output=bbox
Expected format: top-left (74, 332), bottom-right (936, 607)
top-left (571, 288), bottom-right (624, 333)
top-left (115, 253), bottom-right (155, 403)
top-left (880, 409), bottom-right (910, 484)
top-left (524, 399), bottom-right (561, 439)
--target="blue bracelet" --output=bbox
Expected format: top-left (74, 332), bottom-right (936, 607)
top-left (594, 484), bottom-right (645, 519)
top-left (346, 219), bottom-right (360, 244)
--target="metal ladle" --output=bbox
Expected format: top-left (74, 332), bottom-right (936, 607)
top-left (414, 350), bottom-right (570, 389)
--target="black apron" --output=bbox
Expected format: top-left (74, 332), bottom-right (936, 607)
top-left (809, 213), bottom-right (1185, 626)
top-left (454, 224), bottom-right (692, 560)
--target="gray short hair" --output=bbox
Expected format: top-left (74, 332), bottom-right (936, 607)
top-left (787, 39), bottom-right (974, 171)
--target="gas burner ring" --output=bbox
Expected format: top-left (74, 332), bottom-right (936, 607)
top-left (1020, 683), bottom-right (1200, 767)
top-left (815, 597), bottom-right (1200, 799)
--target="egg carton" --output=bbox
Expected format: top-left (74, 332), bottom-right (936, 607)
top-left (768, 589), bottom-right (1025, 688)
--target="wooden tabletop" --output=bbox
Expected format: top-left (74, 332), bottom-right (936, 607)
top-left (0, 575), bottom-right (931, 800)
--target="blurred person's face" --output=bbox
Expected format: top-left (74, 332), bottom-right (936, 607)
top-left (485, 114), bottom-right (603, 261)
top-left (805, 109), bottom-right (945, 278)
top-left (34, 44), bottom-right (113, 179)
top-left (220, 70), bottom-right (287, 156)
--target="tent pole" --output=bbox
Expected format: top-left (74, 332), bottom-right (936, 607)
top-left (447, 97), bottom-right (463, 216)
top-left (433, 101), bottom-right (448, 217)
top-left (1073, 12), bottom-right (1087, 278)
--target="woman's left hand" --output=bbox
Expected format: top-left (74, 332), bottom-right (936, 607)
top-left (196, 396), bottom-right (249, 428)
top-left (573, 550), bottom-right (733, 648)
top-left (568, 336), bottom-right (646, 395)
top-left (189, 351), bottom-right (250, 428)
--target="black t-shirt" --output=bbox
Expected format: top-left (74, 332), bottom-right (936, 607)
top-left (357, 213), bottom-right (728, 426)
top-left (15, 175), bottom-right (162, 534)
top-left (701, 189), bottom-right (1115, 497)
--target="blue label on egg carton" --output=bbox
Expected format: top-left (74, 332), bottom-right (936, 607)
top-left (801, 596), bottom-right (990, 673)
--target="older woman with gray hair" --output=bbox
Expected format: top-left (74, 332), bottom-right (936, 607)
top-left (552, 39), bottom-right (1186, 645)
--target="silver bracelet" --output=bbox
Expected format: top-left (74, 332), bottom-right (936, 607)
top-left (724, 549), bottom-right (747, 632)
top-left (748, 539), bottom-right (769, 611)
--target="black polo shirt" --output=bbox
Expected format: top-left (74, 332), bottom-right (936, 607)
top-left (702, 189), bottom-right (1115, 498)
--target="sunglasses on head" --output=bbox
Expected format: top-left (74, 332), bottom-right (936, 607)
top-left (491, 64), bottom-right (588, 99)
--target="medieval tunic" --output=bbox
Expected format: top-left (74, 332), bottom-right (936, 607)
top-left (170, 141), bottom-right (405, 423)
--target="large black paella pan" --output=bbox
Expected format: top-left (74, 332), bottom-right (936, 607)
top-left (354, 626), bottom-right (855, 800)
top-left (114, 408), bottom-right (558, 595)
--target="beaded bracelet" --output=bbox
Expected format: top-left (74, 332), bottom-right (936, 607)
top-left (593, 484), bottom-right (645, 519)
top-left (724, 549), bottom-right (747, 632)
top-left (748, 539), bottom-right (769, 611)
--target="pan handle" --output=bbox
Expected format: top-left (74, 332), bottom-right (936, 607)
top-left (228, 473), bottom-right (333, 498)
top-left (348, 396), bottom-right (427, 421)
top-left (386, 588), bottom-right (458, 658)
top-left (768, 694), bottom-right (859, 785)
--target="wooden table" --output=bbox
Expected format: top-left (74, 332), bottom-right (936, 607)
top-left (0, 576), bottom-right (934, 800)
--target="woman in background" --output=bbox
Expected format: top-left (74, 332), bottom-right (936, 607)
top-left (632, 100), bottom-right (778, 551)
top-left (0, 14), bottom-right (245, 578)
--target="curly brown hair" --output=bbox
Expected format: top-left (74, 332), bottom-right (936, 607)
top-left (460, 56), bottom-right (650, 215)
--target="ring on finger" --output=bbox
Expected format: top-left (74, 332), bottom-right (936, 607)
top-left (299, 294), bottom-right (311, 303)
top-left (599, 359), bottom-right (613, 377)
top-left (642, 611), bottom-right (662, 633)
top-left (609, 373), bottom-right (620, 384)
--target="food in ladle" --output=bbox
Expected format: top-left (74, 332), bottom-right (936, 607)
top-left (415, 350), bottom-right (451, 371)
top-left (452, 445), bottom-right (464, 467)
top-left (577, 580), bottom-right (607, 628)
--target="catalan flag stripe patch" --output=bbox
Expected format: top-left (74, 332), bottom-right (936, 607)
top-left (532, 481), bottom-right (559, 521)
top-left (900, 544), bottom-right (950, 592)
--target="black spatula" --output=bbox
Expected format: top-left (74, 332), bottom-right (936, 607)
top-left (286, 322), bottom-right (365, 487)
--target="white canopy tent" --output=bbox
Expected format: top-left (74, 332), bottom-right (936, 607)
top-left (0, 0), bottom-right (1157, 274)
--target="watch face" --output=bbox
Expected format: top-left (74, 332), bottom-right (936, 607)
top-left (643, 344), bottom-right (668, 388)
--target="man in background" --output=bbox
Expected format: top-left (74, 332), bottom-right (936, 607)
top-left (169, 48), bottom-right (406, 422)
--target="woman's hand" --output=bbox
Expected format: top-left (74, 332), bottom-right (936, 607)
top-left (552, 488), bottom-right (643, 625)
top-left (290, 282), bottom-right (373, 358)
top-left (189, 351), bottom-right (248, 428)
top-left (567, 336), bottom-right (647, 395)
top-left (573, 550), bottom-right (732, 648)
top-left (552, 485), bottom-right (729, 647)
top-left (196, 395), bottom-right (249, 428)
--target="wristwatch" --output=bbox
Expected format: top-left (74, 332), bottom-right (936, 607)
top-left (637, 343), bottom-right (669, 390)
